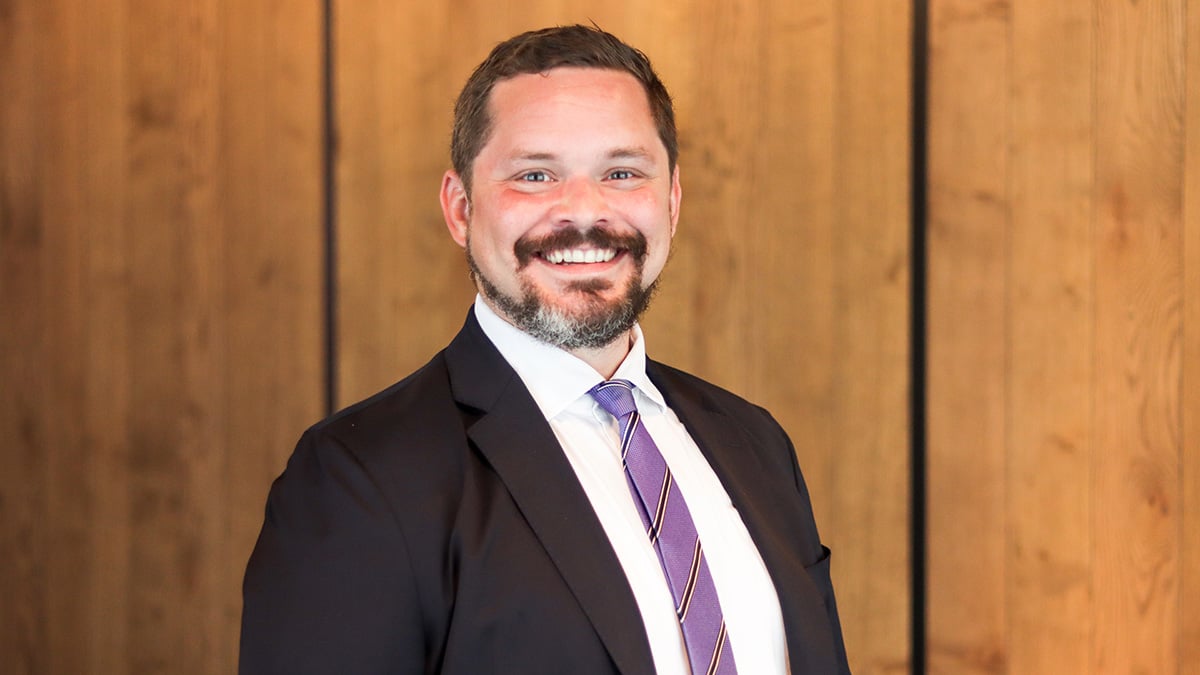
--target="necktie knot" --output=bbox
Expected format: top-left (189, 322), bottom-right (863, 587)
top-left (588, 379), bottom-right (638, 419)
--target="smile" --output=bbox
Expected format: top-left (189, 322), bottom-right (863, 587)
top-left (542, 248), bottom-right (617, 264)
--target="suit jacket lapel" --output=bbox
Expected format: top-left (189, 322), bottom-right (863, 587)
top-left (648, 361), bottom-right (835, 672)
top-left (444, 314), bottom-right (654, 674)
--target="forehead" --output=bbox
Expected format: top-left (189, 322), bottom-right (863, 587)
top-left (483, 67), bottom-right (658, 147)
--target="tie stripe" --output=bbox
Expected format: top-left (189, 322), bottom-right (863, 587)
top-left (648, 471), bottom-right (671, 542)
top-left (706, 622), bottom-right (729, 675)
top-left (618, 411), bottom-right (639, 461)
top-left (589, 380), bottom-right (737, 675)
top-left (677, 539), bottom-right (703, 620)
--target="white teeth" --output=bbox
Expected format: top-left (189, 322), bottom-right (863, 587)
top-left (544, 248), bottom-right (615, 264)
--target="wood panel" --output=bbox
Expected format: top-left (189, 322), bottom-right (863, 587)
top-left (928, 0), bottom-right (1194, 673)
top-left (1093, 2), bottom-right (1184, 671)
top-left (1184, 0), bottom-right (1200, 670)
top-left (333, 2), bottom-right (911, 673)
top-left (0, 1), bottom-right (323, 672)
top-left (1007, 2), bottom-right (1093, 673)
top-left (826, 4), bottom-right (912, 673)
top-left (926, 0), bottom-right (1010, 671)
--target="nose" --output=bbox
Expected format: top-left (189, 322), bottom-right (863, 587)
top-left (549, 176), bottom-right (610, 228)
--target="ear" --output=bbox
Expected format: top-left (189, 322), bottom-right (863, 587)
top-left (668, 165), bottom-right (682, 237)
top-left (440, 170), bottom-right (470, 248)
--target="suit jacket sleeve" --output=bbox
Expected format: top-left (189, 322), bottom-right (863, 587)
top-left (784, 428), bottom-right (851, 674)
top-left (240, 428), bottom-right (425, 674)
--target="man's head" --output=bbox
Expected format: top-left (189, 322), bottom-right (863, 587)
top-left (440, 26), bottom-right (681, 355)
top-left (451, 25), bottom-right (678, 198)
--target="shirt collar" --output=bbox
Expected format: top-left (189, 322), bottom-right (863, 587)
top-left (473, 295), bottom-right (667, 419)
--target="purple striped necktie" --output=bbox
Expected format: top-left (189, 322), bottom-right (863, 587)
top-left (589, 379), bottom-right (737, 675)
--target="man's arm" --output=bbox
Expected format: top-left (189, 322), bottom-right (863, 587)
top-left (240, 429), bottom-right (425, 674)
top-left (785, 431), bottom-right (852, 675)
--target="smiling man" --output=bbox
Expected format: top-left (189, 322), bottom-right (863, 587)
top-left (241, 25), bottom-right (850, 675)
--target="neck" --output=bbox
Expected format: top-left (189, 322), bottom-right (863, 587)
top-left (568, 330), bottom-right (635, 380)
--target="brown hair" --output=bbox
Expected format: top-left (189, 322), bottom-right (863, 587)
top-left (451, 25), bottom-right (678, 194)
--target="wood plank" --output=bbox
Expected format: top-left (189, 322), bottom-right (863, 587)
top-left (926, 0), bottom-right (1010, 672)
top-left (1006, 2), bottom-right (1094, 673)
top-left (1092, 0), bottom-right (1184, 672)
top-left (217, 0), bottom-right (325, 669)
top-left (123, 4), bottom-right (226, 669)
top-left (741, 0), bottom-right (837, 520)
top-left (1180, 0), bottom-right (1200, 671)
top-left (334, 0), bottom-right (474, 406)
top-left (826, 2), bottom-right (912, 673)
top-left (1, 4), bottom-right (59, 672)
top-left (21, 3), bottom-right (131, 671)
top-left (71, 4), bottom-right (133, 671)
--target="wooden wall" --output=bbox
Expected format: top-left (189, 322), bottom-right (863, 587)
top-left (926, 1), bottom-right (1200, 674)
top-left (8, 1), bottom-right (1198, 674)
top-left (2, 2), bottom-right (909, 673)
top-left (10, 1), bottom-right (1198, 674)
top-left (71, 0), bottom-right (1200, 673)
top-left (334, 3), bottom-right (912, 674)
top-left (0, 1), bottom-right (324, 672)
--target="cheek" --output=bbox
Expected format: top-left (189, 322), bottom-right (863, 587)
top-left (468, 211), bottom-right (519, 249)
top-left (490, 189), bottom-right (555, 219)
top-left (612, 188), bottom-right (673, 228)
top-left (472, 194), bottom-right (552, 245)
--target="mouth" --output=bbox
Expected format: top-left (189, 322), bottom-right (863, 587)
top-left (515, 227), bottom-right (645, 270)
top-left (540, 247), bottom-right (618, 265)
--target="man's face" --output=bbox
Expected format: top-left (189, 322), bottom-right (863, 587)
top-left (441, 67), bottom-right (681, 350)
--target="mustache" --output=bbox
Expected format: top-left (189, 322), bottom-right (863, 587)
top-left (513, 227), bottom-right (648, 268)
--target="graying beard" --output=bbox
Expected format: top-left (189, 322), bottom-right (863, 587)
top-left (519, 286), bottom-right (647, 350)
top-left (467, 251), bottom-right (657, 350)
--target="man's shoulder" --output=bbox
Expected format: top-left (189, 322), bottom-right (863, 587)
top-left (308, 349), bottom-right (461, 450)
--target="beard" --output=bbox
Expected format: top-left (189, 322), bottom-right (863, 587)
top-left (466, 227), bottom-right (661, 351)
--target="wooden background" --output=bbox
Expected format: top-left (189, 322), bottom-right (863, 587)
top-left (1, 1), bottom-right (324, 673)
top-left (926, 0), bottom-right (1200, 673)
top-left (1, 1), bottom-right (1195, 674)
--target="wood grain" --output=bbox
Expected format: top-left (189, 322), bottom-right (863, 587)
top-left (826, 3), bottom-right (912, 673)
top-left (1093, 1), bottom-right (1184, 671)
top-left (927, 1), bottom-right (1196, 673)
top-left (333, 3), bottom-right (911, 673)
top-left (926, 0), bottom-right (1011, 672)
top-left (1007, 2), bottom-right (1093, 673)
top-left (1183, 2), bottom-right (1200, 672)
top-left (0, 0), bottom-right (323, 672)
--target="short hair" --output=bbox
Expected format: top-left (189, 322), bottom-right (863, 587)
top-left (451, 25), bottom-right (678, 194)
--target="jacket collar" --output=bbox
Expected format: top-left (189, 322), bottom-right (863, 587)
top-left (444, 311), bottom-right (655, 674)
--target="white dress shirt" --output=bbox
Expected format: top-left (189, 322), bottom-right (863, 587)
top-left (474, 297), bottom-right (789, 674)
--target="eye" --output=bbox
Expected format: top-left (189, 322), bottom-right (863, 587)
top-left (519, 170), bottom-right (550, 182)
top-left (607, 169), bottom-right (636, 180)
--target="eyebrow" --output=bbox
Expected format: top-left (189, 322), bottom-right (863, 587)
top-left (511, 151), bottom-right (557, 162)
top-left (506, 147), bottom-right (655, 163)
top-left (606, 147), bottom-right (654, 162)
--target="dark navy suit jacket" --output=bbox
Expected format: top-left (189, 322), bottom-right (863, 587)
top-left (240, 312), bottom-right (850, 674)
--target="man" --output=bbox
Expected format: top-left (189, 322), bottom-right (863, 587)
top-left (241, 25), bottom-right (850, 674)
